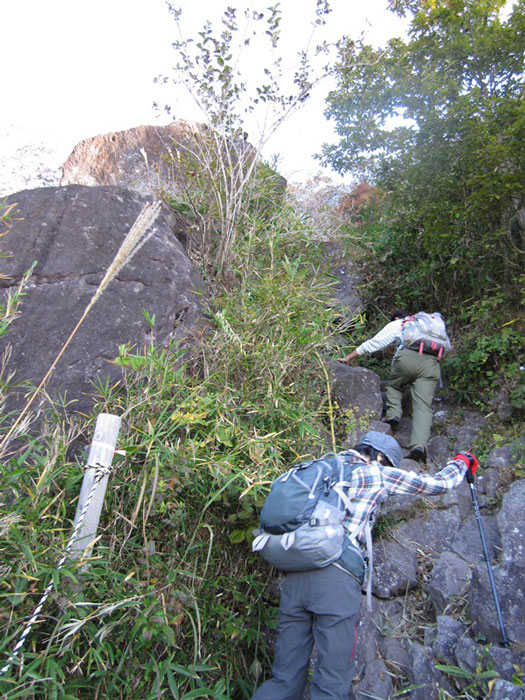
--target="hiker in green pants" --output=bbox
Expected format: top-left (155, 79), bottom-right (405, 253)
top-left (339, 311), bottom-right (450, 463)
top-left (386, 345), bottom-right (441, 455)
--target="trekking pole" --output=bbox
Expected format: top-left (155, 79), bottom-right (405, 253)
top-left (466, 469), bottom-right (509, 647)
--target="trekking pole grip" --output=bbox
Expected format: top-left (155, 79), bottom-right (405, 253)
top-left (455, 451), bottom-right (478, 484)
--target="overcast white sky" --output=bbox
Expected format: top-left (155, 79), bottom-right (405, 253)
top-left (1, 0), bottom-right (408, 183)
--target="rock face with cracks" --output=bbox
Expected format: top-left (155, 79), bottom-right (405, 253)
top-left (1, 184), bottom-right (205, 417)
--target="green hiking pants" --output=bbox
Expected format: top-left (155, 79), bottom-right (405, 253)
top-left (385, 347), bottom-right (441, 448)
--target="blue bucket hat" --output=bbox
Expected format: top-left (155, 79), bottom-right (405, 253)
top-left (360, 431), bottom-right (401, 469)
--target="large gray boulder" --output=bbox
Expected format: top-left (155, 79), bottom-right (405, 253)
top-left (450, 513), bottom-right (501, 563)
top-left (429, 615), bottom-right (468, 666)
top-left (372, 539), bottom-right (419, 598)
top-left (482, 443), bottom-right (522, 497)
top-left (468, 561), bottom-right (525, 644)
top-left (1, 185), bottom-right (205, 416)
top-left (330, 362), bottom-right (383, 421)
top-left (389, 505), bottom-right (461, 558)
top-left (427, 551), bottom-right (472, 613)
top-left (498, 479), bottom-right (525, 565)
top-left (352, 658), bottom-right (393, 700)
top-left (406, 642), bottom-right (455, 700)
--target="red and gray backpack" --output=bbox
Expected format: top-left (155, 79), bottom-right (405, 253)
top-left (401, 312), bottom-right (451, 360)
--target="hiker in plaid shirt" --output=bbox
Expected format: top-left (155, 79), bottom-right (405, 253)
top-left (339, 444), bottom-right (468, 542)
top-left (250, 431), bottom-right (478, 700)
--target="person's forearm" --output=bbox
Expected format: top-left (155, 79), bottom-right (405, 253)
top-left (357, 324), bottom-right (400, 355)
top-left (340, 349), bottom-right (360, 363)
top-left (384, 460), bottom-right (467, 496)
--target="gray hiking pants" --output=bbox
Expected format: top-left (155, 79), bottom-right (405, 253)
top-left (250, 565), bottom-right (361, 700)
top-left (385, 347), bottom-right (441, 448)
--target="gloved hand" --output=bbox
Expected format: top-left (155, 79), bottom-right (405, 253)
top-left (454, 451), bottom-right (479, 479)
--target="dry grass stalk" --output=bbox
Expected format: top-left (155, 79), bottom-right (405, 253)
top-left (0, 200), bottom-right (162, 453)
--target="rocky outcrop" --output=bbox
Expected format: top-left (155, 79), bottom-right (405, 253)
top-left (0, 185), bottom-right (205, 416)
top-left (60, 122), bottom-right (207, 197)
top-left (59, 121), bottom-right (273, 207)
top-left (59, 123), bottom-right (285, 250)
top-left (330, 362), bottom-right (383, 422)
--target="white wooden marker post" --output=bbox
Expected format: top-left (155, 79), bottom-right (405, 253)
top-left (70, 412), bottom-right (121, 562)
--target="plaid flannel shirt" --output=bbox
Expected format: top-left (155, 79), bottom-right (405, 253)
top-left (338, 449), bottom-right (468, 546)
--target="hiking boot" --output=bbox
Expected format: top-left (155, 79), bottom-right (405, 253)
top-left (407, 445), bottom-right (427, 463)
top-left (383, 417), bottom-right (400, 432)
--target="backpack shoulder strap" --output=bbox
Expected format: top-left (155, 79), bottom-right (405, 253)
top-left (331, 455), bottom-right (367, 512)
top-left (363, 519), bottom-right (374, 612)
top-left (334, 458), bottom-right (383, 612)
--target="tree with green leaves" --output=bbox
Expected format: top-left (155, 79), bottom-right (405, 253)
top-left (320, 0), bottom-right (524, 311)
top-left (320, 0), bottom-right (524, 410)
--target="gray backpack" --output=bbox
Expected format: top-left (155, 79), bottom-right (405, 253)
top-left (401, 311), bottom-right (451, 360)
top-left (251, 453), bottom-right (366, 578)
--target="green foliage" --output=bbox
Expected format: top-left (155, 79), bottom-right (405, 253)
top-left (163, 139), bottom-right (288, 277)
top-left (323, 0), bottom-right (524, 178)
top-left (159, 3), bottom-right (331, 135)
top-left (446, 313), bottom-right (524, 409)
top-left (321, 0), bottom-right (524, 301)
top-left (0, 203), bottom-right (342, 698)
top-left (0, 283), bottom-right (27, 338)
top-left (434, 657), bottom-right (524, 699)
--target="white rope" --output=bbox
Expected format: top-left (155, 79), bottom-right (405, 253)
top-left (0, 461), bottom-right (113, 677)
